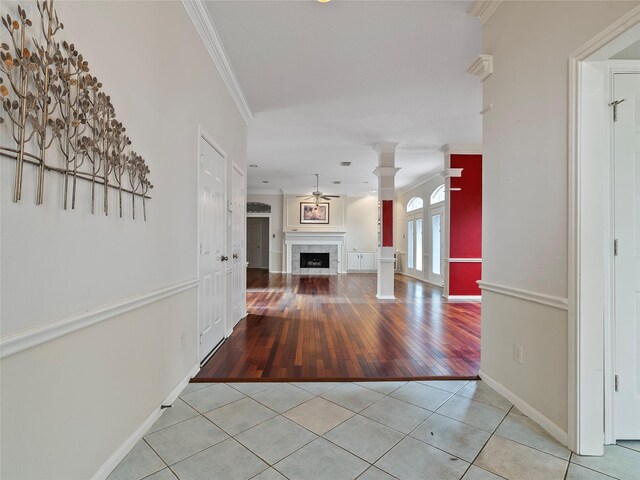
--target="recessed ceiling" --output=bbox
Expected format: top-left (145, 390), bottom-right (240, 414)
top-left (205, 0), bottom-right (483, 195)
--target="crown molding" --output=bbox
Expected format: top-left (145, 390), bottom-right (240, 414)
top-left (396, 171), bottom-right (442, 196)
top-left (440, 144), bottom-right (483, 155)
top-left (440, 168), bottom-right (464, 179)
top-left (182, 0), bottom-right (253, 125)
top-left (373, 166), bottom-right (402, 178)
top-left (467, 55), bottom-right (493, 82)
top-left (480, 104), bottom-right (493, 115)
top-left (467, 0), bottom-right (503, 25)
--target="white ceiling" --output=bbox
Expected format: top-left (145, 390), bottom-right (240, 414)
top-left (205, 0), bottom-right (483, 196)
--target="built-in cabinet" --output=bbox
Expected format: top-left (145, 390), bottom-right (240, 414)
top-left (347, 252), bottom-right (376, 271)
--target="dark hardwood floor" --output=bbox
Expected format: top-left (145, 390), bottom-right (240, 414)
top-left (194, 270), bottom-right (480, 382)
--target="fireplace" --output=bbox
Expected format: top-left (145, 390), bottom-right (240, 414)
top-left (300, 252), bottom-right (330, 269)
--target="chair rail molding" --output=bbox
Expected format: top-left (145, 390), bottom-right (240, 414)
top-left (467, 1), bottom-right (504, 25)
top-left (478, 280), bottom-right (568, 311)
top-left (0, 279), bottom-right (200, 358)
top-left (181, 0), bottom-right (253, 124)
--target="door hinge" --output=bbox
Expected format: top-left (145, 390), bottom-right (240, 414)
top-left (609, 99), bottom-right (626, 122)
top-left (614, 239), bottom-right (618, 256)
top-left (615, 374), bottom-right (619, 392)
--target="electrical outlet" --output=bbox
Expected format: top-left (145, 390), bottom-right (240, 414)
top-left (514, 343), bottom-right (524, 364)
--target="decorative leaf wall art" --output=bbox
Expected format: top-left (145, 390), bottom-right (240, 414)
top-left (0, 0), bottom-right (153, 220)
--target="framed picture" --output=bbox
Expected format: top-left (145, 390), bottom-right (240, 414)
top-left (300, 202), bottom-right (330, 224)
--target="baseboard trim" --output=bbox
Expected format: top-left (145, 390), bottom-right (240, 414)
top-left (1, 279), bottom-right (200, 359)
top-left (448, 295), bottom-right (482, 302)
top-left (92, 363), bottom-right (200, 480)
top-left (478, 369), bottom-right (568, 446)
top-left (477, 280), bottom-right (568, 311)
top-left (376, 295), bottom-right (396, 300)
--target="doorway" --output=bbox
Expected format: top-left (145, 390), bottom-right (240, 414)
top-left (611, 70), bottom-right (640, 440)
top-left (247, 216), bottom-right (270, 270)
top-left (198, 131), bottom-right (227, 364)
top-left (569, 15), bottom-right (640, 453)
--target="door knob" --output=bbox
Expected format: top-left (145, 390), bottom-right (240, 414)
top-left (233, 253), bottom-right (239, 259)
top-left (221, 255), bottom-right (229, 262)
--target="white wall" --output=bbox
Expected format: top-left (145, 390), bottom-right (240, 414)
top-left (247, 193), bottom-right (283, 271)
top-left (283, 195), bottom-right (346, 231)
top-left (481, 0), bottom-right (638, 439)
top-left (0, 1), bottom-right (247, 478)
top-left (346, 196), bottom-right (378, 253)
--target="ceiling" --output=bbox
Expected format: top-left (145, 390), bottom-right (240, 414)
top-left (205, 0), bottom-right (483, 196)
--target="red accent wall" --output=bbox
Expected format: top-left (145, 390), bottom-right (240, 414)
top-left (382, 200), bottom-right (393, 247)
top-left (449, 154), bottom-right (482, 295)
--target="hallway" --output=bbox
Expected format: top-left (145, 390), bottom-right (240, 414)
top-left (108, 379), bottom-right (640, 480)
top-left (195, 272), bottom-right (480, 381)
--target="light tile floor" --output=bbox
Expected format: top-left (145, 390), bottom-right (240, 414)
top-left (107, 381), bottom-right (640, 480)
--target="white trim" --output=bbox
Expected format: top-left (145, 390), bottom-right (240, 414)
top-left (376, 295), bottom-right (395, 300)
top-left (0, 279), bottom-right (199, 359)
top-left (479, 369), bottom-right (568, 446)
top-left (467, 1), bottom-right (503, 25)
top-left (467, 55), bottom-right (494, 82)
top-left (181, 1), bottom-right (253, 124)
top-left (92, 363), bottom-right (200, 480)
top-left (567, 5), bottom-right (640, 454)
top-left (478, 280), bottom-right (568, 311)
top-left (439, 144), bottom-right (483, 155)
top-left (448, 258), bottom-right (482, 263)
top-left (398, 271), bottom-right (444, 289)
top-left (439, 168), bottom-right (464, 179)
top-left (448, 295), bottom-right (481, 302)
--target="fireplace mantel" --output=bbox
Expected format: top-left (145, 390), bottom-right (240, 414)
top-left (284, 231), bottom-right (346, 274)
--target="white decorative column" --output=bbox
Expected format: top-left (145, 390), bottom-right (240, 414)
top-left (374, 142), bottom-right (400, 299)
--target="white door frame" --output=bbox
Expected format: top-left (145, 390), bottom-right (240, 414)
top-left (246, 212), bottom-right (272, 272)
top-left (196, 124), bottom-right (229, 364)
top-left (568, 6), bottom-right (640, 455)
top-left (428, 203), bottom-right (444, 286)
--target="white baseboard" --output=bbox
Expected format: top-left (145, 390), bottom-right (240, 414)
top-left (479, 369), bottom-right (568, 446)
top-left (448, 295), bottom-right (482, 302)
top-left (92, 363), bottom-right (200, 480)
top-left (376, 295), bottom-right (396, 300)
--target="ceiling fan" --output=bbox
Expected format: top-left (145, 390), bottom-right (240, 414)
top-left (297, 174), bottom-right (340, 205)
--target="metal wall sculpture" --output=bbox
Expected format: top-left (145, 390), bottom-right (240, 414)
top-left (0, 0), bottom-right (153, 219)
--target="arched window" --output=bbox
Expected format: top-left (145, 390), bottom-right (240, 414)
top-left (406, 197), bottom-right (424, 212)
top-left (430, 185), bottom-right (445, 204)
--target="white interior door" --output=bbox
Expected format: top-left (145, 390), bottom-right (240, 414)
top-left (247, 217), bottom-right (263, 268)
top-left (613, 72), bottom-right (640, 439)
top-left (198, 137), bottom-right (226, 363)
top-left (231, 165), bottom-right (246, 327)
top-left (429, 206), bottom-right (444, 286)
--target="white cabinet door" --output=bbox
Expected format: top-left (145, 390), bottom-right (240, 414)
top-left (360, 253), bottom-right (375, 270)
top-left (347, 252), bottom-right (361, 270)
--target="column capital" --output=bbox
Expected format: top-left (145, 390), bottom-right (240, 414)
top-left (373, 166), bottom-right (401, 178)
top-left (375, 142), bottom-right (399, 154)
top-left (439, 144), bottom-right (483, 156)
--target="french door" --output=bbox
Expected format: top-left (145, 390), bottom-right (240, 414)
top-left (428, 205), bottom-right (444, 286)
top-left (407, 212), bottom-right (423, 277)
